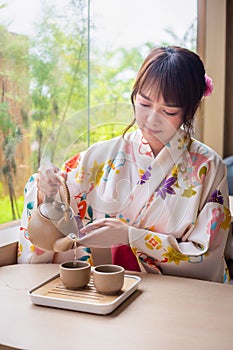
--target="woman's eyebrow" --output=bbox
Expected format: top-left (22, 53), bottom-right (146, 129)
top-left (139, 92), bottom-right (152, 101)
top-left (163, 103), bottom-right (180, 108)
top-left (139, 92), bottom-right (181, 108)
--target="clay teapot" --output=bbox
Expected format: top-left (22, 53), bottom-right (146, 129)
top-left (28, 176), bottom-right (78, 252)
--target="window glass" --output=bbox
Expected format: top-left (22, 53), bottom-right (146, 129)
top-left (0, 0), bottom-right (197, 224)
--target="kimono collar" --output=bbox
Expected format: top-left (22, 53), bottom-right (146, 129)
top-left (118, 128), bottom-right (190, 224)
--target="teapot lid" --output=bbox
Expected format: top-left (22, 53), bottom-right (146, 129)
top-left (39, 199), bottom-right (69, 220)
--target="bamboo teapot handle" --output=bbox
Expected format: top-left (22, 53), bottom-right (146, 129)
top-left (44, 174), bottom-right (71, 222)
top-left (56, 174), bottom-right (71, 221)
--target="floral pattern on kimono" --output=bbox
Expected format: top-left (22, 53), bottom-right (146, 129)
top-left (18, 129), bottom-right (231, 283)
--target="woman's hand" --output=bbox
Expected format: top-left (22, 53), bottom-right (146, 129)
top-left (79, 218), bottom-right (129, 248)
top-left (37, 162), bottom-right (66, 200)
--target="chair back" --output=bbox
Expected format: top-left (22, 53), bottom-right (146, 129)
top-left (224, 156), bottom-right (233, 195)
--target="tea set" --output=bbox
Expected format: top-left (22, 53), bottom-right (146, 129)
top-left (60, 261), bottom-right (125, 294)
top-left (27, 176), bottom-right (125, 294)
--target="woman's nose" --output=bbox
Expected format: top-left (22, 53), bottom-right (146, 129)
top-left (147, 109), bottom-right (162, 124)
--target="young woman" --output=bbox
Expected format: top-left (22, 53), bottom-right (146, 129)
top-left (18, 46), bottom-right (231, 283)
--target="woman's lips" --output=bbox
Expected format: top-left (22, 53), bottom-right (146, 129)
top-left (143, 126), bottom-right (162, 135)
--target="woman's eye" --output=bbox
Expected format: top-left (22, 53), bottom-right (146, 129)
top-left (140, 103), bottom-right (150, 107)
top-left (163, 110), bottom-right (178, 116)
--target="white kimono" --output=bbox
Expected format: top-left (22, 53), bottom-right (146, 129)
top-left (18, 129), bottom-right (231, 282)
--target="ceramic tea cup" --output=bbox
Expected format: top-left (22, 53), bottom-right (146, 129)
top-left (59, 261), bottom-right (91, 289)
top-left (93, 264), bottom-right (125, 295)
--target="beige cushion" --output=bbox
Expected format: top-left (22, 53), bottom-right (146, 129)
top-left (0, 241), bottom-right (18, 267)
top-left (0, 220), bottom-right (19, 266)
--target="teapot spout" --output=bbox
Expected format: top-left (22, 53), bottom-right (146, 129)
top-left (53, 233), bottom-right (78, 252)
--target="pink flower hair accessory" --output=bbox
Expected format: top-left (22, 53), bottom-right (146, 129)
top-left (203, 73), bottom-right (213, 97)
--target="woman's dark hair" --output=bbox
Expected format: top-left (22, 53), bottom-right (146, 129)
top-left (123, 46), bottom-right (206, 136)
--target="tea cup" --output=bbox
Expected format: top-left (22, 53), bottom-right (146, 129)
top-left (59, 261), bottom-right (91, 289)
top-left (93, 264), bottom-right (125, 295)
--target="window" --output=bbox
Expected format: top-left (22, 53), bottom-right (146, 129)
top-left (0, 0), bottom-right (197, 223)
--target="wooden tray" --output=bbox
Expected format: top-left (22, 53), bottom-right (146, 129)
top-left (28, 273), bottom-right (141, 315)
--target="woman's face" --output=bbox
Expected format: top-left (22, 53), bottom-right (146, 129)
top-left (135, 92), bottom-right (184, 155)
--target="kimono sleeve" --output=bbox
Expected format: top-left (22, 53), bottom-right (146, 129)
top-left (18, 151), bottom-right (91, 264)
top-left (128, 158), bottom-right (231, 281)
top-left (17, 174), bottom-right (54, 263)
